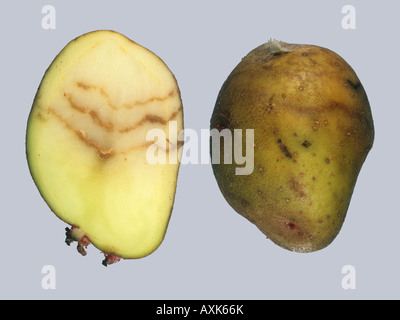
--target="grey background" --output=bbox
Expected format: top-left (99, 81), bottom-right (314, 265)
top-left (1, 0), bottom-right (398, 299)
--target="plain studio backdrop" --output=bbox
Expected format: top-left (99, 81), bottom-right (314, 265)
top-left (0, 0), bottom-right (398, 299)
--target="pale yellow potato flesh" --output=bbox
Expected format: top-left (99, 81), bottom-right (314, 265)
top-left (26, 30), bottom-right (183, 259)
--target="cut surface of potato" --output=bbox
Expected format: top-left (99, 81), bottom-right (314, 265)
top-left (26, 30), bottom-right (183, 263)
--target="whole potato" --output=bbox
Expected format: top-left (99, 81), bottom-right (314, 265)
top-left (210, 40), bottom-right (374, 252)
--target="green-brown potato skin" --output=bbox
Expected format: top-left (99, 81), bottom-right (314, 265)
top-left (210, 41), bottom-right (374, 252)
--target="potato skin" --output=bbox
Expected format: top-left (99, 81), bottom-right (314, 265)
top-left (210, 42), bottom-right (374, 252)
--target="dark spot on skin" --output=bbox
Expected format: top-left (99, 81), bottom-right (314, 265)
top-left (302, 140), bottom-right (312, 148)
top-left (277, 139), bottom-right (293, 159)
top-left (325, 158), bottom-right (330, 164)
top-left (301, 52), bottom-right (308, 56)
top-left (284, 222), bottom-right (302, 235)
top-left (289, 177), bottom-right (306, 198)
top-left (241, 199), bottom-right (249, 207)
top-left (309, 58), bottom-right (317, 65)
top-left (215, 123), bottom-right (227, 132)
top-left (347, 79), bottom-right (361, 90)
top-left (265, 104), bottom-right (274, 112)
top-left (285, 222), bottom-right (296, 229)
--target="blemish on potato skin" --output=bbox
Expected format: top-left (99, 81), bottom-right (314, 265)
top-left (284, 222), bottom-right (302, 235)
top-left (277, 139), bottom-right (293, 159)
top-left (215, 123), bottom-right (227, 132)
top-left (288, 177), bottom-right (306, 198)
top-left (347, 79), bottom-right (361, 90)
top-left (265, 104), bottom-right (274, 112)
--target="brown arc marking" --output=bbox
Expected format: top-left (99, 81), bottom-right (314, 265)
top-left (120, 114), bottom-right (166, 133)
top-left (65, 88), bottom-right (181, 134)
top-left (122, 89), bottom-right (177, 109)
top-left (76, 82), bottom-right (117, 110)
top-left (53, 82), bottom-right (182, 158)
top-left (48, 108), bottom-right (114, 158)
top-left (64, 93), bottom-right (86, 113)
top-left (76, 81), bottom-right (177, 110)
top-left (64, 93), bottom-right (114, 132)
top-left (48, 108), bottom-right (183, 158)
top-left (49, 108), bottom-right (176, 158)
top-left (119, 104), bottom-right (183, 133)
top-left (88, 110), bottom-right (114, 131)
top-left (76, 82), bottom-right (93, 90)
top-left (119, 135), bottom-right (184, 155)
